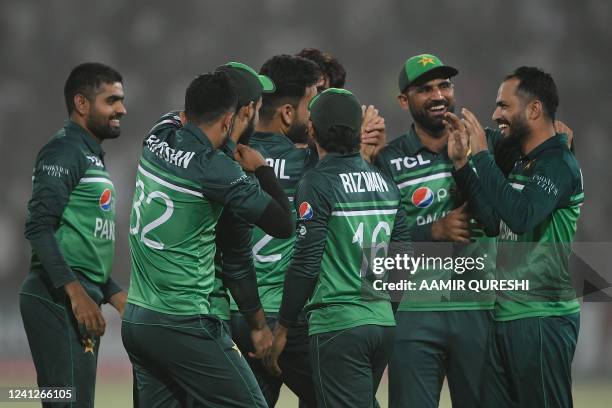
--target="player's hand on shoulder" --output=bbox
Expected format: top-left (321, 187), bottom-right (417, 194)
top-left (234, 144), bottom-right (266, 173)
top-left (64, 281), bottom-right (106, 337)
top-left (554, 120), bottom-right (573, 147)
top-left (249, 323), bottom-right (274, 360)
top-left (431, 203), bottom-right (471, 243)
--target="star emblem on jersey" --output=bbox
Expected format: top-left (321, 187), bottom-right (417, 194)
top-left (99, 188), bottom-right (113, 211)
top-left (412, 186), bottom-right (434, 208)
top-left (82, 338), bottom-right (95, 354)
top-left (418, 56), bottom-right (435, 66)
top-left (298, 202), bottom-right (314, 220)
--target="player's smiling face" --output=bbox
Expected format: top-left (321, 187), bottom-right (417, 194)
top-left (86, 82), bottom-right (126, 140)
top-left (493, 78), bottom-right (529, 141)
top-left (404, 78), bottom-right (455, 135)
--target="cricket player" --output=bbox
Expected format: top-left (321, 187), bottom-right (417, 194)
top-left (228, 54), bottom-right (322, 407)
top-left (374, 54), bottom-right (500, 408)
top-left (264, 88), bottom-right (411, 408)
top-left (121, 71), bottom-right (293, 407)
top-left (21, 62), bottom-right (127, 407)
top-left (446, 66), bottom-right (583, 408)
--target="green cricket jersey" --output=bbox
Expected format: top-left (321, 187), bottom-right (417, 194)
top-left (375, 125), bottom-right (499, 311)
top-left (457, 133), bottom-right (582, 321)
top-left (287, 152), bottom-right (410, 335)
top-left (127, 113), bottom-right (272, 315)
top-left (23, 120), bottom-right (121, 303)
top-left (228, 131), bottom-right (318, 313)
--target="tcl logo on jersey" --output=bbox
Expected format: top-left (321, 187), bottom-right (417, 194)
top-left (99, 189), bottom-right (113, 211)
top-left (389, 154), bottom-right (431, 171)
top-left (299, 202), bottom-right (313, 220)
top-left (411, 187), bottom-right (434, 208)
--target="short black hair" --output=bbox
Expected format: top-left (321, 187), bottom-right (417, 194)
top-left (184, 72), bottom-right (237, 125)
top-left (297, 48), bottom-right (346, 88)
top-left (313, 124), bottom-right (360, 155)
top-left (64, 62), bottom-right (123, 115)
top-left (259, 55), bottom-right (321, 122)
top-left (505, 66), bottom-right (559, 121)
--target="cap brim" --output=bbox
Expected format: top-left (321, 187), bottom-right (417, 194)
top-left (258, 74), bottom-right (275, 93)
top-left (411, 66), bottom-right (459, 87)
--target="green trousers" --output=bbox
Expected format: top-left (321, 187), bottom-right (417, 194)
top-left (121, 303), bottom-right (267, 408)
top-left (310, 324), bottom-right (394, 408)
top-left (389, 310), bottom-right (493, 408)
top-left (230, 312), bottom-right (316, 407)
top-left (481, 313), bottom-right (580, 408)
top-left (20, 293), bottom-right (99, 408)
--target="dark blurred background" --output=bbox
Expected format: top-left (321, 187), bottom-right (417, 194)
top-left (1, 0), bottom-right (611, 405)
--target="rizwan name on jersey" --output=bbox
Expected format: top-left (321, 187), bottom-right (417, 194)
top-left (339, 172), bottom-right (389, 193)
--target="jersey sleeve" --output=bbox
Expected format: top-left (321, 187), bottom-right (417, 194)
top-left (200, 153), bottom-right (271, 224)
top-left (148, 110), bottom-right (183, 134)
top-left (452, 161), bottom-right (501, 237)
top-left (471, 150), bottom-right (574, 235)
top-left (24, 141), bottom-right (87, 288)
top-left (278, 172), bottom-right (332, 326)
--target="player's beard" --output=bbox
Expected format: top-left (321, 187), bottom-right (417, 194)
top-left (411, 100), bottom-right (455, 136)
top-left (286, 119), bottom-right (309, 144)
top-left (505, 111), bottom-right (530, 144)
top-left (87, 110), bottom-right (122, 140)
top-left (238, 114), bottom-right (256, 145)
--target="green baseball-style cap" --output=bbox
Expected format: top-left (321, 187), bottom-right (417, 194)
top-left (398, 53), bottom-right (458, 92)
top-left (216, 61), bottom-right (276, 106)
top-left (309, 88), bottom-right (362, 136)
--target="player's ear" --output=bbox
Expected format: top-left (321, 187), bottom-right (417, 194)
top-left (527, 99), bottom-right (543, 121)
top-left (221, 111), bottom-right (235, 134)
top-left (397, 92), bottom-right (410, 111)
top-left (307, 119), bottom-right (315, 140)
top-left (280, 104), bottom-right (294, 127)
top-left (74, 93), bottom-right (90, 116)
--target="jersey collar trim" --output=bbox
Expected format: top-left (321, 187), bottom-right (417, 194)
top-left (525, 133), bottom-right (567, 160)
top-left (64, 120), bottom-right (104, 157)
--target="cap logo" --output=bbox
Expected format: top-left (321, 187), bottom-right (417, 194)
top-left (418, 56), bottom-right (435, 66)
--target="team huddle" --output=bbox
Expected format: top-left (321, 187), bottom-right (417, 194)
top-left (21, 49), bottom-right (583, 408)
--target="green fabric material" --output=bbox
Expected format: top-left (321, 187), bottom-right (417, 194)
top-left (398, 54), bottom-right (458, 91)
top-left (20, 293), bottom-right (100, 408)
top-left (308, 88), bottom-right (362, 136)
top-left (281, 152), bottom-right (405, 335)
top-left (310, 325), bottom-right (394, 408)
top-left (481, 314), bottom-right (579, 408)
top-left (467, 133), bottom-right (583, 320)
top-left (389, 310), bottom-right (492, 408)
top-left (122, 304), bottom-right (267, 407)
top-left (375, 126), bottom-right (500, 311)
top-left (25, 120), bottom-right (117, 287)
top-left (127, 113), bottom-right (271, 316)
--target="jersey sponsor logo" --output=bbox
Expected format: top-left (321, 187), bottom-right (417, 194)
top-left (298, 223), bottom-right (307, 237)
top-left (99, 189), bottom-right (113, 211)
top-left (389, 154), bottom-right (431, 171)
top-left (86, 155), bottom-right (104, 167)
top-left (411, 186), bottom-right (434, 208)
top-left (41, 164), bottom-right (69, 178)
top-left (299, 202), bottom-right (313, 220)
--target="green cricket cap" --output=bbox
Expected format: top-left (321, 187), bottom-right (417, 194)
top-left (216, 61), bottom-right (276, 106)
top-left (309, 88), bottom-right (362, 136)
top-left (398, 53), bottom-right (458, 92)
